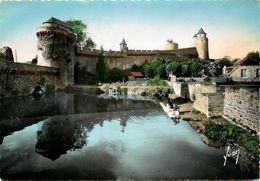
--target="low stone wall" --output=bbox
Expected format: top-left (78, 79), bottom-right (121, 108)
top-left (223, 86), bottom-right (259, 132)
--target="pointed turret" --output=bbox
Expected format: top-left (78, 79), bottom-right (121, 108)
top-left (120, 38), bottom-right (128, 53)
top-left (193, 28), bottom-right (209, 60)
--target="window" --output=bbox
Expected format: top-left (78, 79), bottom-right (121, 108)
top-left (241, 69), bottom-right (247, 78)
top-left (256, 68), bottom-right (260, 78)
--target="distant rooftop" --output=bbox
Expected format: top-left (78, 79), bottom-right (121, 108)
top-left (193, 28), bottom-right (206, 37)
top-left (121, 38), bottom-right (127, 45)
top-left (43, 17), bottom-right (72, 30)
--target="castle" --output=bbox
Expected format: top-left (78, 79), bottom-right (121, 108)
top-left (0, 17), bottom-right (209, 95)
top-left (76, 28), bottom-right (209, 74)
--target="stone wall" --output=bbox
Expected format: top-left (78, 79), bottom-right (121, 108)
top-left (223, 86), bottom-right (259, 132)
top-left (192, 92), bottom-right (224, 118)
top-left (206, 93), bottom-right (224, 117)
top-left (76, 47), bottom-right (198, 74)
top-left (0, 61), bottom-right (61, 96)
top-left (171, 82), bottom-right (224, 117)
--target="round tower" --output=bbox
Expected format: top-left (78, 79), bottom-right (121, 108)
top-left (193, 28), bottom-right (209, 60)
top-left (164, 39), bottom-right (178, 50)
top-left (36, 17), bottom-right (76, 85)
top-left (120, 38), bottom-right (128, 53)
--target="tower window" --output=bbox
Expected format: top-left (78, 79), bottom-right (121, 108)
top-left (241, 69), bottom-right (247, 78)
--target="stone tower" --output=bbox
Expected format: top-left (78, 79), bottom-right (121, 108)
top-left (193, 28), bottom-right (209, 60)
top-left (36, 17), bottom-right (76, 86)
top-left (120, 38), bottom-right (128, 53)
top-left (164, 39), bottom-right (178, 50)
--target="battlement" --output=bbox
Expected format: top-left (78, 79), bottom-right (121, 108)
top-left (0, 61), bottom-right (59, 76)
top-left (158, 47), bottom-right (197, 55)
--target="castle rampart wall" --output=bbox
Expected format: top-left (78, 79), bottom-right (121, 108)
top-left (0, 61), bottom-right (62, 96)
top-left (76, 47), bottom-right (199, 73)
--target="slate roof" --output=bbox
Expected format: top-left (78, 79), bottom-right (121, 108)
top-left (197, 28), bottom-right (206, 34)
top-left (43, 17), bottom-right (72, 30)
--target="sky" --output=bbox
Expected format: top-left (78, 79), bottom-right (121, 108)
top-left (0, 0), bottom-right (259, 65)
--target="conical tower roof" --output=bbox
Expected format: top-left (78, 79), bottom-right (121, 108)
top-left (120, 38), bottom-right (127, 45)
top-left (43, 17), bottom-right (72, 30)
top-left (197, 28), bottom-right (206, 35)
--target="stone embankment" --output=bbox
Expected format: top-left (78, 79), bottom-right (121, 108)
top-left (99, 83), bottom-right (170, 95)
top-left (65, 85), bottom-right (102, 94)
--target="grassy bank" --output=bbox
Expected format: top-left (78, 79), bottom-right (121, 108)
top-left (205, 122), bottom-right (259, 155)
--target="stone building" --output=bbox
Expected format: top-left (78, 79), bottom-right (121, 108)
top-left (225, 55), bottom-right (260, 82)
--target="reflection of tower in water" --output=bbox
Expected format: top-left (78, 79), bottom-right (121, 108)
top-left (35, 117), bottom-right (88, 161)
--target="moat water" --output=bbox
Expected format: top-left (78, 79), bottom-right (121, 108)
top-left (0, 93), bottom-right (253, 180)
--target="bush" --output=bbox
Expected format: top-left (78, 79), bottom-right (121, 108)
top-left (107, 68), bottom-right (128, 83)
top-left (46, 83), bottom-right (56, 92)
top-left (147, 75), bottom-right (168, 86)
top-left (121, 87), bottom-right (128, 95)
top-left (205, 122), bottom-right (259, 154)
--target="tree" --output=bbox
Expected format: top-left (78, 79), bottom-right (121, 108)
top-left (247, 51), bottom-right (260, 60)
top-left (166, 61), bottom-right (181, 76)
top-left (66, 19), bottom-right (96, 49)
top-left (144, 59), bottom-right (165, 78)
top-left (190, 59), bottom-right (203, 76)
top-left (107, 68), bottom-right (128, 83)
top-left (181, 64), bottom-right (189, 76)
top-left (217, 57), bottom-right (233, 69)
top-left (95, 46), bottom-right (106, 82)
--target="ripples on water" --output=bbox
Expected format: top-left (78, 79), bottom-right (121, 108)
top-left (0, 93), bottom-right (252, 180)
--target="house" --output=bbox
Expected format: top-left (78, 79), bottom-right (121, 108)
top-left (127, 71), bottom-right (144, 80)
top-left (224, 55), bottom-right (260, 82)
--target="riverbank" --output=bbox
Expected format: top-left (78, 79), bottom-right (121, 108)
top-left (170, 97), bottom-right (259, 177)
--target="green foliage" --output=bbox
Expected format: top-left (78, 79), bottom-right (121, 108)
top-left (189, 59), bottom-right (203, 76)
top-left (181, 64), bottom-right (189, 76)
top-left (120, 87), bottom-right (128, 95)
top-left (66, 19), bottom-right (96, 49)
top-left (205, 122), bottom-right (259, 154)
top-left (166, 61), bottom-right (181, 76)
top-left (246, 51), bottom-right (260, 60)
top-left (131, 64), bottom-right (144, 72)
top-left (86, 37), bottom-right (96, 49)
top-left (107, 68), bottom-right (128, 83)
top-left (67, 19), bottom-right (86, 43)
top-left (46, 83), bottom-right (56, 92)
top-left (217, 57), bottom-right (233, 70)
top-left (192, 109), bottom-right (201, 115)
top-left (144, 59), bottom-right (166, 78)
top-left (147, 75), bottom-right (168, 86)
top-left (95, 47), bottom-right (107, 83)
top-left (166, 59), bottom-right (203, 77)
top-left (37, 77), bottom-right (46, 86)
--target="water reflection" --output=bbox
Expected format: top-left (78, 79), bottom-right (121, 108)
top-left (0, 93), bottom-right (254, 180)
top-left (35, 117), bottom-right (88, 161)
